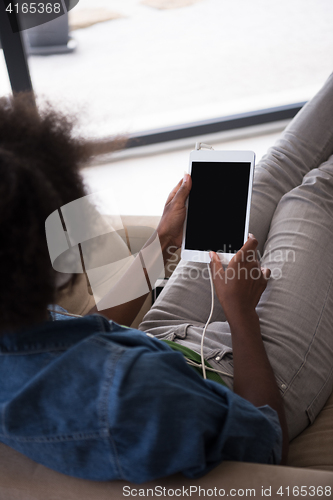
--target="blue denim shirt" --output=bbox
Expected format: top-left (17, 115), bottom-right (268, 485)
top-left (0, 311), bottom-right (282, 483)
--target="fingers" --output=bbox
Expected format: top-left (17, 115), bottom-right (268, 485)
top-left (233, 232), bottom-right (258, 263)
top-left (261, 267), bottom-right (271, 280)
top-left (172, 173), bottom-right (192, 204)
top-left (209, 251), bottom-right (225, 281)
top-left (165, 178), bottom-right (182, 205)
top-left (238, 235), bottom-right (271, 283)
top-left (165, 173), bottom-right (192, 206)
top-left (243, 233), bottom-right (259, 254)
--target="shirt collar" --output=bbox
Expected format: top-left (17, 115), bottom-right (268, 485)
top-left (0, 314), bottom-right (110, 354)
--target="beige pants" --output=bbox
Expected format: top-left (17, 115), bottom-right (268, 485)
top-left (140, 72), bottom-right (333, 440)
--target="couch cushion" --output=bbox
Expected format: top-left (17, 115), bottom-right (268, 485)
top-left (287, 390), bottom-right (333, 471)
top-left (0, 442), bottom-right (332, 500)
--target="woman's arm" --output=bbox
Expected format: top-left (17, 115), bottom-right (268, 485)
top-left (87, 174), bottom-right (192, 325)
top-left (210, 236), bottom-right (289, 464)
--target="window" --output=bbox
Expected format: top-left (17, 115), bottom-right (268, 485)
top-left (22, 0), bottom-right (333, 140)
top-left (2, 0), bottom-right (333, 142)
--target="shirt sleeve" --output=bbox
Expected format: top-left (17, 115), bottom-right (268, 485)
top-left (107, 334), bottom-right (283, 483)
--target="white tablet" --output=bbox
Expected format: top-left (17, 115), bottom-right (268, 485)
top-left (181, 149), bottom-right (255, 265)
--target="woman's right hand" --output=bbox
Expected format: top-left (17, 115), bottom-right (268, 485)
top-left (209, 234), bottom-right (271, 323)
top-left (211, 236), bottom-right (288, 465)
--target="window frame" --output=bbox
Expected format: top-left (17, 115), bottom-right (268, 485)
top-left (0, 8), bottom-right (33, 94)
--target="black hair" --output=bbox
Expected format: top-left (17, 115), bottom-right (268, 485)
top-left (0, 94), bottom-right (91, 330)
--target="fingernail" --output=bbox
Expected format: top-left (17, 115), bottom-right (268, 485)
top-left (248, 233), bottom-right (255, 239)
top-left (261, 267), bottom-right (271, 279)
top-left (209, 251), bottom-right (214, 260)
top-left (183, 172), bottom-right (188, 184)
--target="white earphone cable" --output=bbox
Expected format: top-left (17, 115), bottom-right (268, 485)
top-left (200, 263), bottom-right (215, 379)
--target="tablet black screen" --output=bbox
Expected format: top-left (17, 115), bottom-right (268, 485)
top-left (185, 161), bottom-right (251, 254)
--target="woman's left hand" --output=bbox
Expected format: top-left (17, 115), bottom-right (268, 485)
top-left (157, 173), bottom-right (192, 250)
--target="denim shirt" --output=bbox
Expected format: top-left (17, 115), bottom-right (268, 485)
top-left (0, 312), bottom-right (282, 483)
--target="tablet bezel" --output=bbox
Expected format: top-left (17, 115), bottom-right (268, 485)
top-left (181, 149), bottom-right (255, 265)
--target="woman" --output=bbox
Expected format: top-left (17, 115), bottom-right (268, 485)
top-left (0, 73), bottom-right (332, 482)
top-left (140, 72), bottom-right (333, 443)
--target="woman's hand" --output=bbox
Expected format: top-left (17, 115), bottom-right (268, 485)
top-left (209, 234), bottom-right (271, 322)
top-left (157, 173), bottom-right (192, 250)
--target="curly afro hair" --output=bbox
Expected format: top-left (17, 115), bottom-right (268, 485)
top-left (0, 94), bottom-right (92, 331)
